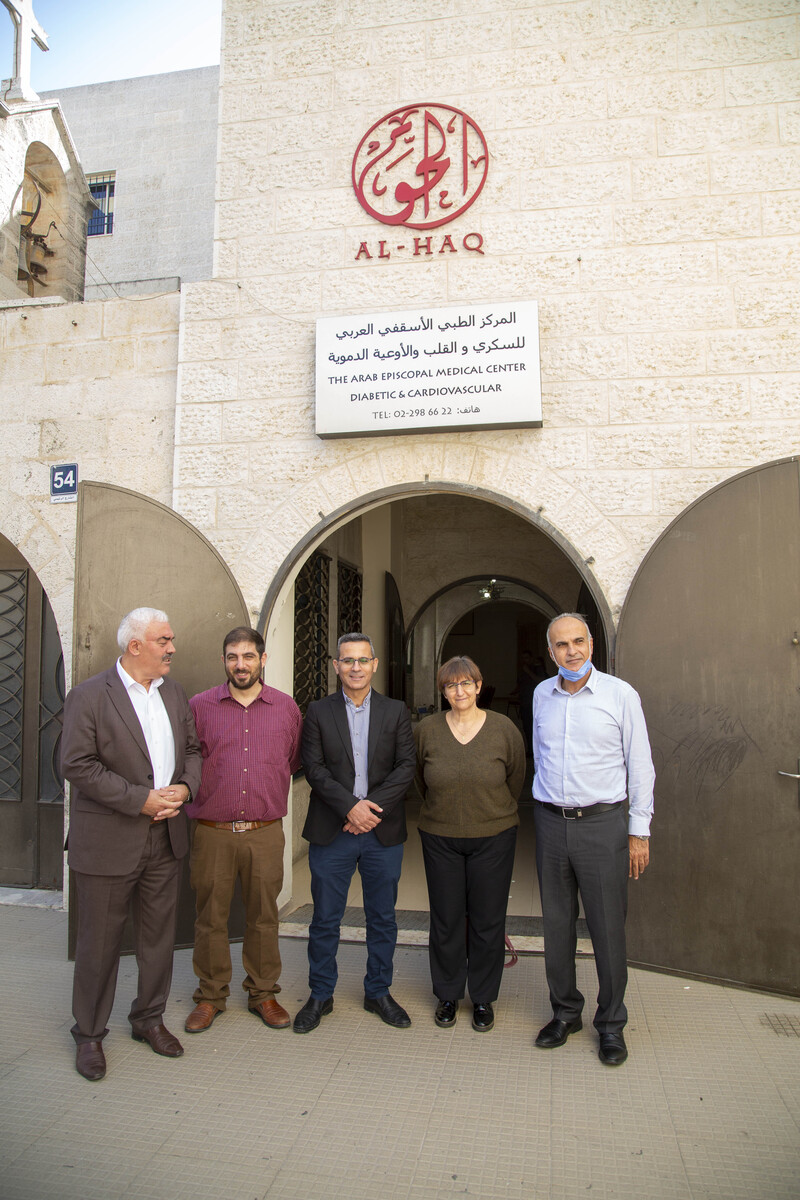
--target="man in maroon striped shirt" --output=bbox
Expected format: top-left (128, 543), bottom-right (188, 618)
top-left (183, 627), bottom-right (302, 1033)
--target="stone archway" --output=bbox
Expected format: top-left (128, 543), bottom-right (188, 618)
top-left (259, 481), bottom-right (615, 656)
top-left (258, 483), bottom-right (615, 916)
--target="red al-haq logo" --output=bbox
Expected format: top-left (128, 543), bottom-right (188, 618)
top-left (352, 104), bottom-right (489, 231)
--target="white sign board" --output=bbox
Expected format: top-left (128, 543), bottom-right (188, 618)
top-left (315, 300), bottom-right (541, 438)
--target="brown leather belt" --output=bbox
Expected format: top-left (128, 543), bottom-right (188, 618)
top-left (537, 801), bottom-right (622, 819)
top-left (197, 818), bottom-right (278, 832)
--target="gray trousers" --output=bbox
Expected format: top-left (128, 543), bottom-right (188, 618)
top-left (534, 801), bottom-right (629, 1033)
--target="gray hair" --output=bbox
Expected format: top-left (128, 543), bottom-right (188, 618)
top-left (117, 607), bottom-right (170, 653)
top-left (336, 631), bottom-right (375, 658)
top-left (546, 612), bottom-right (592, 649)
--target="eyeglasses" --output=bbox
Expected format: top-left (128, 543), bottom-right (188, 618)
top-left (336, 657), bottom-right (375, 667)
top-left (443, 679), bottom-right (477, 693)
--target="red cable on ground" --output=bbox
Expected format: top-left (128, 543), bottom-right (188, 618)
top-left (504, 934), bottom-right (518, 968)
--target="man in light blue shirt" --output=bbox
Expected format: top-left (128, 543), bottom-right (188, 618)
top-left (531, 613), bottom-right (654, 1067)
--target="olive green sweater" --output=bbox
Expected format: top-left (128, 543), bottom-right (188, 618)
top-left (414, 710), bottom-right (526, 838)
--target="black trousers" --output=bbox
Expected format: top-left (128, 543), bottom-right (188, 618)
top-left (420, 826), bottom-right (517, 1004)
top-left (534, 801), bottom-right (629, 1033)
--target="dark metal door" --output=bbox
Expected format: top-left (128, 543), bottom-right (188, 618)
top-left (617, 459), bottom-right (800, 995)
top-left (69, 482), bottom-right (250, 953)
top-left (0, 537), bottom-right (65, 888)
top-left (385, 571), bottom-right (405, 702)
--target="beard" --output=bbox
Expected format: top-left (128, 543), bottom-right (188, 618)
top-left (226, 667), bottom-right (261, 690)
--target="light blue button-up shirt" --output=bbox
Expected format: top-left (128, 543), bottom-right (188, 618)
top-left (343, 688), bottom-right (371, 801)
top-left (531, 667), bottom-right (655, 837)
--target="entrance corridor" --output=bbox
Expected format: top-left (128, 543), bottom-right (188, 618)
top-left (282, 763), bottom-right (596, 956)
top-left (285, 799), bottom-right (547, 931)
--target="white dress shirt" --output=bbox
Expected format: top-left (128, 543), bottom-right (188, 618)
top-left (531, 667), bottom-right (654, 837)
top-left (116, 660), bottom-right (176, 788)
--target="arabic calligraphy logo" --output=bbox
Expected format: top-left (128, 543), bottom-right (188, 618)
top-left (352, 104), bottom-right (489, 231)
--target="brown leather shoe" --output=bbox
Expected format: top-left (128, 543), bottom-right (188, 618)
top-left (131, 1023), bottom-right (184, 1057)
top-left (249, 996), bottom-right (291, 1028)
top-left (184, 1002), bottom-right (221, 1033)
top-left (76, 1040), bottom-right (106, 1081)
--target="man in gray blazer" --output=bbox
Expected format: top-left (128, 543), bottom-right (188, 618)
top-left (295, 632), bottom-right (416, 1033)
top-left (62, 607), bottom-right (202, 1081)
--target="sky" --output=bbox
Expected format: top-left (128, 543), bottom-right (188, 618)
top-left (1, 0), bottom-right (222, 92)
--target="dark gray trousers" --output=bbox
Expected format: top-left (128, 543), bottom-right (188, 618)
top-left (71, 821), bottom-right (181, 1043)
top-left (534, 801), bottom-right (629, 1033)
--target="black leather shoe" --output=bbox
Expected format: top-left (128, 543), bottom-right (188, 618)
top-left (598, 1032), bottom-right (628, 1066)
top-left (434, 999), bottom-right (458, 1028)
top-left (293, 996), bottom-right (333, 1033)
top-left (535, 1016), bottom-right (583, 1048)
top-left (76, 1040), bottom-right (106, 1081)
top-left (364, 993), bottom-right (411, 1028)
top-left (131, 1023), bottom-right (184, 1057)
top-left (472, 1002), bottom-right (494, 1032)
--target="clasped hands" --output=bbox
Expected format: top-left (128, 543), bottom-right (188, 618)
top-left (343, 798), bottom-right (383, 835)
top-left (141, 783), bottom-right (190, 821)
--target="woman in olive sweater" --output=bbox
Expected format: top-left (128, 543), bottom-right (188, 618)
top-left (414, 655), bottom-right (526, 1031)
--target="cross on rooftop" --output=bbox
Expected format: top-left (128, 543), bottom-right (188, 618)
top-left (1, 0), bottom-right (49, 104)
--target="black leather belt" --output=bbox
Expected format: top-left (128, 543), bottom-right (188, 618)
top-left (537, 801), bottom-right (622, 819)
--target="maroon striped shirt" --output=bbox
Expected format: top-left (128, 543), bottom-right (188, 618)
top-left (186, 683), bottom-right (302, 822)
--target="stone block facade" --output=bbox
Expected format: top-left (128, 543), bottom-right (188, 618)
top-left (166, 0), bottom-right (800, 633)
top-left (2, 0), bottom-right (800, 669)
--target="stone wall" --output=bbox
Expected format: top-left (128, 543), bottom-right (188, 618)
top-left (174, 1), bottom-right (800, 633)
top-left (0, 292), bottom-right (180, 677)
top-left (44, 67), bottom-right (219, 298)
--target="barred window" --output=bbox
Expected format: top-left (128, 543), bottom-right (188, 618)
top-left (86, 172), bottom-right (115, 236)
top-left (294, 551), bottom-right (330, 715)
top-left (337, 560), bottom-right (363, 641)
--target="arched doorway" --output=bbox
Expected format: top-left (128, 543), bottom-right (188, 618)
top-left (440, 595), bottom-right (551, 713)
top-left (405, 575), bottom-right (608, 719)
top-left (260, 486), bottom-right (612, 916)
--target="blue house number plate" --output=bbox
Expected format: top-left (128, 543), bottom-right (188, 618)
top-left (50, 463), bottom-right (78, 503)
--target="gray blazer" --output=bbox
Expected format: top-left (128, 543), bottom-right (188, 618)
top-left (62, 666), bottom-right (202, 875)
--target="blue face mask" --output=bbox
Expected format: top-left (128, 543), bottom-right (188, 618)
top-left (558, 659), bottom-right (593, 682)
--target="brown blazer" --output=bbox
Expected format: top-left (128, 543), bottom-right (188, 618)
top-left (62, 665), bottom-right (203, 876)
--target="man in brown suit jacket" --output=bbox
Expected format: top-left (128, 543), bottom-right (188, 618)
top-left (61, 607), bottom-right (202, 1081)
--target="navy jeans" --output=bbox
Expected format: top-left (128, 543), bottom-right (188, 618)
top-left (308, 830), bottom-right (403, 999)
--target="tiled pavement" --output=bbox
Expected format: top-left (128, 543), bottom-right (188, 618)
top-left (0, 903), bottom-right (798, 1200)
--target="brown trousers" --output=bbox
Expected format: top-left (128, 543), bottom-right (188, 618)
top-left (71, 820), bottom-right (181, 1043)
top-left (190, 820), bottom-right (284, 1008)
